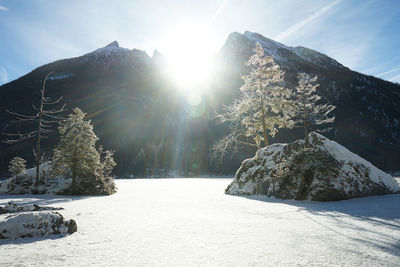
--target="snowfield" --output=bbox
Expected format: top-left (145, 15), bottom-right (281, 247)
top-left (1, 178), bottom-right (400, 266)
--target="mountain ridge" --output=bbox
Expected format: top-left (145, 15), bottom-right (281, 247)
top-left (1, 31), bottom-right (400, 175)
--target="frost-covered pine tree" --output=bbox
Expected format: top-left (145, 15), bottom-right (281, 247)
top-left (99, 146), bottom-right (116, 175)
top-left (9, 156), bottom-right (27, 176)
top-left (51, 108), bottom-right (116, 195)
top-left (213, 42), bottom-right (292, 159)
top-left (291, 73), bottom-right (336, 146)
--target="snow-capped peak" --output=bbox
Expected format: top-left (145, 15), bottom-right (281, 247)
top-left (106, 41), bottom-right (119, 48)
top-left (86, 41), bottom-right (130, 56)
top-left (225, 31), bottom-right (346, 70)
top-left (244, 31), bottom-right (288, 50)
top-left (152, 49), bottom-right (163, 59)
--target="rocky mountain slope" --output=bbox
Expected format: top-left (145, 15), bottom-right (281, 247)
top-left (1, 32), bottom-right (400, 176)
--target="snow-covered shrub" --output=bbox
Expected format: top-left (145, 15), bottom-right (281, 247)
top-left (8, 156), bottom-right (26, 176)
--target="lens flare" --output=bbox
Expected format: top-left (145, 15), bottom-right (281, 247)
top-left (158, 23), bottom-right (218, 92)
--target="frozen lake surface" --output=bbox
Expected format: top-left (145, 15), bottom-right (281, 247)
top-left (1, 178), bottom-right (400, 266)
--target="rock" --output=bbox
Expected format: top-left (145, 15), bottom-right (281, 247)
top-left (226, 132), bottom-right (400, 201)
top-left (0, 211), bottom-right (77, 239)
top-left (0, 162), bottom-right (72, 195)
top-left (0, 202), bottom-right (63, 215)
top-left (0, 161), bottom-right (116, 196)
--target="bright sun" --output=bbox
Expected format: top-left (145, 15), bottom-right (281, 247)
top-left (158, 24), bottom-right (218, 94)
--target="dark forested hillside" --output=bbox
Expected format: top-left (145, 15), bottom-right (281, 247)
top-left (1, 33), bottom-right (400, 177)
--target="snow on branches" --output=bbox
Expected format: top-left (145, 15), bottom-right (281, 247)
top-left (213, 42), bottom-right (292, 160)
top-left (213, 43), bottom-right (336, 160)
top-left (290, 73), bottom-right (335, 146)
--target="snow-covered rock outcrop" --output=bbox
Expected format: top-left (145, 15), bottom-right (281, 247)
top-left (0, 163), bottom-right (72, 195)
top-left (0, 161), bottom-right (116, 196)
top-left (0, 211), bottom-right (77, 239)
top-left (226, 132), bottom-right (400, 201)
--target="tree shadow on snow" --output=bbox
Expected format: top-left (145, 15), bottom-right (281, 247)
top-left (0, 234), bottom-right (72, 245)
top-left (0, 194), bottom-right (105, 206)
top-left (240, 194), bottom-right (400, 257)
top-left (241, 193), bottom-right (400, 223)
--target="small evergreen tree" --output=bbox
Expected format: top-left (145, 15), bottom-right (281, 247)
top-left (213, 42), bottom-right (292, 160)
top-left (98, 146), bottom-right (116, 178)
top-left (51, 108), bottom-right (116, 195)
top-left (290, 73), bottom-right (336, 146)
top-left (9, 156), bottom-right (27, 176)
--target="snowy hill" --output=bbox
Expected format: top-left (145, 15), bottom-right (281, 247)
top-left (1, 179), bottom-right (400, 266)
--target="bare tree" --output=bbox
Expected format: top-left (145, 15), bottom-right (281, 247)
top-left (213, 43), bottom-right (292, 160)
top-left (290, 73), bottom-right (335, 146)
top-left (2, 72), bottom-right (66, 185)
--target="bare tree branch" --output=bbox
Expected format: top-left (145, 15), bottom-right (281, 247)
top-left (5, 109), bottom-right (37, 119)
top-left (2, 71), bottom-right (66, 185)
top-left (43, 96), bottom-right (63, 105)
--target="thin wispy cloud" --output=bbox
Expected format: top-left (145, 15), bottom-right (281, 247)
top-left (376, 67), bottom-right (400, 77)
top-left (208, 0), bottom-right (230, 24)
top-left (0, 0), bottom-right (399, 84)
top-left (275, 0), bottom-right (341, 41)
top-left (0, 66), bottom-right (8, 85)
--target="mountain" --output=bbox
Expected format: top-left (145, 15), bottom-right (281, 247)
top-left (219, 31), bottom-right (400, 171)
top-left (1, 32), bottom-right (400, 176)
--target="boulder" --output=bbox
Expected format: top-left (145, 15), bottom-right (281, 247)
top-left (0, 162), bottom-right (72, 195)
top-left (0, 211), bottom-right (77, 239)
top-left (0, 202), bottom-right (63, 215)
top-left (226, 132), bottom-right (400, 201)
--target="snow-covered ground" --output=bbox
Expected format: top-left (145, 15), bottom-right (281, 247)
top-left (1, 178), bottom-right (400, 266)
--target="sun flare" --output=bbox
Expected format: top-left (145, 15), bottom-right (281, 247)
top-left (158, 24), bottom-right (218, 93)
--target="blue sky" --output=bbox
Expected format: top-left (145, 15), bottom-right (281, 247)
top-left (0, 0), bottom-right (399, 85)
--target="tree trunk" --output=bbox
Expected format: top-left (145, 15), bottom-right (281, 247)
top-left (304, 121), bottom-right (309, 147)
top-left (72, 171), bottom-right (76, 187)
top-left (303, 94), bottom-right (309, 147)
top-left (35, 78), bottom-right (46, 186)
top-left (35, 128), bottom-right (40, 185)
top-left (260, 92), bottom-right (269, 147)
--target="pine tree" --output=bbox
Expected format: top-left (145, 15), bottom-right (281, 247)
top-left (51, 108), bottom-right (116, 195)
top-left (290, 73), bottom-right (336, 146)
top-left (213, 42), bottom-right (292, 159)
top-left (98, 146), bottom-right (116, 178)
top-left (9, 157), bottom-right (27, 176)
